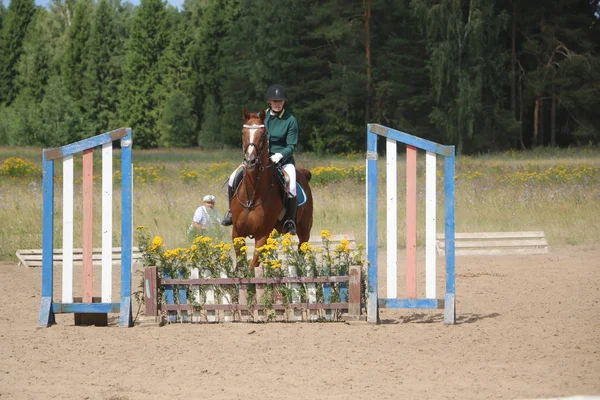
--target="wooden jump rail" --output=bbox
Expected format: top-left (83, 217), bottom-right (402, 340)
top-left (436, 231), bottom-right (549, 256)
top-left (17, 247), bottom-right (143, 268)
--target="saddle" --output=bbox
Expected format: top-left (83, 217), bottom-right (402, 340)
top-left (232, 167), bottom-right (307, 206)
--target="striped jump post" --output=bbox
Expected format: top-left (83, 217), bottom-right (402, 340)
top-left (38, 128), bottom-right (134, 327)
top-left (366, 124), bottom-right (456, 324)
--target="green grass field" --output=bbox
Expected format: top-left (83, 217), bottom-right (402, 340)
top-left (1, 145), bottom-right (599, 260)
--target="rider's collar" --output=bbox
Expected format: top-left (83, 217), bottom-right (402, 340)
top-left (267, 108), bottom-right (285, 119)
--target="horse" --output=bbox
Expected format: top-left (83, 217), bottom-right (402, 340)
top-left (230, 109), bottom-right (313, 268)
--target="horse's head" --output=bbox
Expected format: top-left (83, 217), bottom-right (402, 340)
top-left (241, 108), bottom-right (268, 171)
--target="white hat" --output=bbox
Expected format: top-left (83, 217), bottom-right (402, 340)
top-left (203, 195), bottom-right (216, 203)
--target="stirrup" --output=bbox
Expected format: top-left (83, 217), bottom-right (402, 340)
top-left (221, 210), bottom-right (232, 226)
top-left (283, 219), bottom-right (296, 235)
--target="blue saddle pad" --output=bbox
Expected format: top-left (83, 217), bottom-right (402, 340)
top-left (233, 168), bottom-right (306, 206)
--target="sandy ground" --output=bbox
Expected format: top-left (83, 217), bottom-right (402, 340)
top-left (1, 245), bottom-right (599, 400)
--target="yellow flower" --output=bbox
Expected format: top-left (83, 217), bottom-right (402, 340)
top-left (269, 229), bottom-right (278, 238)
top-left (149, 236), bottom-right (164, 251)
top-left (163, 250), bottom-right (174, 259)
top-left (271, 260), bottom-right (282, 270)
top-left (281, 238), bottom-right (292, 247)
top-left (320, 230), bottom-right (331, 239)
top-left (233, 237), bottom-right (246, 247)
top-left (300, 242), bottom-right (312, 253)
top-left (240, 246), bottom-right (248, 253)
top-left (151, 236), bottom-right (163, 247)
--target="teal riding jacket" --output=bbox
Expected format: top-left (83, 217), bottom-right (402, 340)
top-left (265, 108), bottom-right (298, 166)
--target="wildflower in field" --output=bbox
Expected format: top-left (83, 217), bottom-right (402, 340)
top-left (0, 157), bottom-right (42, 178)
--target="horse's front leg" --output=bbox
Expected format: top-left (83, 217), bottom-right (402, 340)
top-left (231, 227), bottom-right (245, 275)
top-left (251, 235), bottom-right (268, 270)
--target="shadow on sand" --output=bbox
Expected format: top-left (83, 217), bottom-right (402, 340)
top-left (379, 312), bottom-right (501, 325)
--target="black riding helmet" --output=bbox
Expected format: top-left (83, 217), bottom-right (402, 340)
top-left (266, 84), bottom-right (286, 101)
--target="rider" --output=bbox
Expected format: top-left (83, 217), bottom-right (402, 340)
top-left (221, 84), bottom-right (299, 235)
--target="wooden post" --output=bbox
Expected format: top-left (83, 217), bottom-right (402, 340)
top-left (255, 266), bottom-right (265, 322)
top-left (82, 148), bottom-right (94, 303)
top-left (406, 145), bottom-right (417, 298)
top-left (144, 267), bottom-right (158, 318)
top-left (347, 264), bottom-right (362, 318)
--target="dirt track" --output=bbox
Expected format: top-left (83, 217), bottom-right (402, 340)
top-left (1, 245), bottom-right (599, 399)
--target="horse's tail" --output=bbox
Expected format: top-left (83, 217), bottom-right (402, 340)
top-left (298, 168), bottom-right (312, 182)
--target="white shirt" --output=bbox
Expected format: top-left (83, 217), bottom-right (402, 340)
top-left (190, 205), bottom-right (221, 232)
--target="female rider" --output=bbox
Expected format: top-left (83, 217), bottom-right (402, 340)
top-left (221, 84), bottom-right (299, 235)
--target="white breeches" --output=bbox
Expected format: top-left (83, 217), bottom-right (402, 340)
top-left (282, 163), bottom-right (297, 197)
top-left (228, 165), bottom-right (243, 186)
top-left (228, 164), bottom-right (297, 197)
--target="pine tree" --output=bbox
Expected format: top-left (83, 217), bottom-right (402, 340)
top-left (155, 7), bottom-right (196, 147)
top-left (38, 74), bottom-right (84, 145)
top-left (119, 0), bottom-right (169, 149)
top-left (83, 0), bottom-right (124, 135)
top-left (371, 0), bottom-right (434, 140)
top-left (62, 0), bottom-right (93, 107)
top-left (0, 0), bottom-right (36, 105)
top-left (17, 8), bottom-right (52, 102)
top-left (191, 0), bottom-right (240, 148)
top-left (0, 2), bottom-right (4, 32)
top-left (298, 0), bottom-right (367, 152)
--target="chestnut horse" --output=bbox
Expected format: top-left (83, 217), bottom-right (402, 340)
top-left (231, 109), bottom-right (313, 268)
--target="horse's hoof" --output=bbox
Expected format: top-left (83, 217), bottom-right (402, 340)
top-left (283, 221), bottom-right (297, 235)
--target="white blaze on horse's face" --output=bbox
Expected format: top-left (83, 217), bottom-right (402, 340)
top-left (243, 124), bottom-right (265, 168)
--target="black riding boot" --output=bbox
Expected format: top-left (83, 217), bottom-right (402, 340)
top-left (283, 195), bottom-right (298, 235)
top-left (221, 185), bottom-right (235, 226)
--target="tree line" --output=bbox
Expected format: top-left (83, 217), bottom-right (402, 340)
top-left (0, 0), bottom-right (598, 154)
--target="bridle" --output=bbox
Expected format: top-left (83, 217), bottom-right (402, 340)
top-left (237, 122), bottom-right (276, 233)
top-left (242, 124), bottom-right (269, 169)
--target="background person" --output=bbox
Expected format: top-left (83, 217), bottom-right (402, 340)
top-left (189, 194), bottom-right (221, 235)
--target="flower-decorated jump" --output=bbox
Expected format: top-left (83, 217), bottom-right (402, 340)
top-left (137, 227), bottom-right (365, 323)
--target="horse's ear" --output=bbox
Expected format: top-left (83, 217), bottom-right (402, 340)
top-left (242, 108), bottom-right (250, 120)
top-left (259, 109), bottom-right (265, 121)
